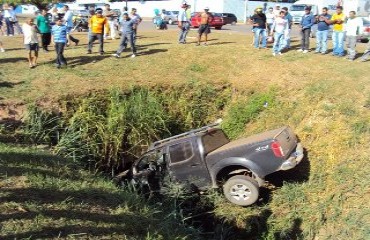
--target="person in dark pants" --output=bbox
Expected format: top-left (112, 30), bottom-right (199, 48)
top-left (297, 6), bottom-right (315, 53)
top-left (112, 13), bottom-right (137, 58)
top-left (36, 9), bottom-right (52, 52)
top-left (51, 18), bottom-right (68, 68)
top-left (87, 8), bottom-right (107, 55)
top-left (63, 5), bottom-right (79, 46)
top-left (2, 3), bottom-right (15, 36)
top-left (197, 7), bottom-right (213, 46)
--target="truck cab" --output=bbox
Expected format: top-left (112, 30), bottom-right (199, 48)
top-left (290, 0), bottom-right (338, 23)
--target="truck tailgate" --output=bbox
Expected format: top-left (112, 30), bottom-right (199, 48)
top-left (274, 127), bottom-right (298, 158)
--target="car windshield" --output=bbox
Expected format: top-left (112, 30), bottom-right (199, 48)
top-left (290, 5), bottom-right (308, 11)
top-left (202, 129), bottom-right (230, 155)
top-left (212, 13), bottom-right (222, 17)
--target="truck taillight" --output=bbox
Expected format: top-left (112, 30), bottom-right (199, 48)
top-left (271, 141), bottom-right (284, 158)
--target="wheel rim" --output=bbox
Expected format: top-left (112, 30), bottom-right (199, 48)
top-left (229, 183), bottom-right (252, 201)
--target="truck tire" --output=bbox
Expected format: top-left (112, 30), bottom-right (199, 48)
top-left (223, 175), bottom-right (259, 206)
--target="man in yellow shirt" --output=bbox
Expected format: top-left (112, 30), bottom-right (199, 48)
top-left (330, 6), bottom-right (346, 56)
top-left (87, 8), bottom-right (108, 55)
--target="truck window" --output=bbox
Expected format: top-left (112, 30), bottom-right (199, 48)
top-left (290, 5), bottom-right (307, 11)
top-left (169, 141), bottom-right (194, 164)
top-left (202, 129), bottom-right (230, 155)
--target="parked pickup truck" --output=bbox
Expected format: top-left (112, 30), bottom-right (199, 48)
top-left (122, 122), bottom-right (304, 206)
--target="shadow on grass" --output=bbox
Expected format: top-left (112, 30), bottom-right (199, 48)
top-left (0, 57), bottom-right (26, 64)
top-left (45, 54), bottom-right (112, 67)
top-left (138, 48), bottom-right (168, 56)
top-left (0, 81), bottom-right (25, 88)
top-left (209, 41), bottom-right (236, 46)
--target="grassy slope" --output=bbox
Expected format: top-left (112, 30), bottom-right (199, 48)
top-left (0, 143), bottom-right (197, 239)
top-left (1, 28), bottom-right (370, 239)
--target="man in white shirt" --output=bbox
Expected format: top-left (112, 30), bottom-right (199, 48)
top-left (344, 11), bottom-right (363, 61)
top-left (2, 3), bottom-right (15, 36)
top-left (273, 5), bottom-right (281, 18)
top-left (22, 18), bottom-right (39, 68)
top-left (270, 11), bottom-right (288, 56)
top-left (63, 5), bottom-right (79, 46)
top-left (266, 7), bottom-right (275, 32)
top-left (177, 2), bottom-right (190, 44)
top-left (130, 8), bottom-right (142, 43)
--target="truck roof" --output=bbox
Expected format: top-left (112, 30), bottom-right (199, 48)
top-left (148, 122), bottom-right (221, 151)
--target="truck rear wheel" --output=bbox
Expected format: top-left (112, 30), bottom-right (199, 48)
top-left (223, 175), bottom-right (259, 206)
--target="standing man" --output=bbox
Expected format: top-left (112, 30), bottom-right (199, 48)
top-left (178, 2), bottom-right (191, 44)
top-left (266, 7), bottom-right (275, 33)
top-left (36, 9), bottom-right (52, 52)
top-left (103, 4), bottom-right (117, 40)
top-left (273, 5), bottom-right (281, 18)
top-left (297, 6), bottom-right (315, 53)
top-left (130, 8), bottom-right (142, 43)
top-left (315, 7), bottom-right (331, 54)
top-left (112, 13), bottom-right (137, 58)
top-left (344, 11), bottom-right (363, 61)
top-left (282, 7), bottom-right (292, 49)
top-left (2, 3), bottom-right (15, 36)
top-left (330, 6), bottom-right (346, 57)
top-left (197, 7), bottom-right (213, 46)
top-left (270, 11), bottom-right (288, 56)
top-left (22, 18), bottom-right (39, 68)
top-left (250, 7), bottom-right (267, 49)
top-left (87, 8), bottom-right (107, 55)
top-left (51, 17), bottom-right (68, 68)
top-left (63, 5), bottom-right (79, 46)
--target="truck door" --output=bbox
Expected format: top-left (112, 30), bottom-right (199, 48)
top-left (167, 139), bottom-right (211, 188)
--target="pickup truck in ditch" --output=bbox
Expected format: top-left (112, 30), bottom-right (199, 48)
top-left (124, 122), bottom-right (304, 206)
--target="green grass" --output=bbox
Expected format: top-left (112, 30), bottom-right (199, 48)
top-left (0, 143), bottom-right (198, 239)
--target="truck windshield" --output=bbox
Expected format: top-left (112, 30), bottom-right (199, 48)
top-left (202, 129), bottom-right (230, 155)
top-left (290, 5), bottom-right (308, 11)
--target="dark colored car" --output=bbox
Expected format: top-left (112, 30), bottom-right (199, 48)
top-left (121, 122), bottom-right (304, 206)
top-left (221, 13), bottom-right (237, 25)
top-left (190, 12), bottom-right (224, 30)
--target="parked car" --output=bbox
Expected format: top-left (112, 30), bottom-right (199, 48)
top-left (221, 13), bottom-right (237, 25)
top-left (120, 122), bottom-right (304, 206)
top-left (190, 12), bottom-right (224, 30)
top-left (163, 10), bottom-right (179, 25)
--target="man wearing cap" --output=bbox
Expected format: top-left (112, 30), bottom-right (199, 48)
top-left (298, 6), bottom-right (315, 53)
top-left (250, 7), bottom-right (267, 49)
top-left (197, 7), bottom-right (213, 46)
top-left (87, 8), bottom-right (108, 55)
top-left (178, 3), bottom-right (190, 44)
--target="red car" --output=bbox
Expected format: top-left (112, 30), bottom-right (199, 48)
top-left (190, 12), bottom-right (224, 30)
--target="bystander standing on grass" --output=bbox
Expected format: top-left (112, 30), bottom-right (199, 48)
top-left (112, 13), bottom-right (137, 58)
top-left (282, 7), bottom-right (292, 50)
top-left (330, 6), bottom-right (346, 57)
top-left (315, 7), bottom-right (331, 54)
top-left (130, 8), bottom-right (142, 44)
top-left (344, 11), bottom-right (363, 61)
top-left (298, 6), bottom-right (315, 53)
top-left (63, 5), bottom-right (79, 46)
top-left (360, 40), bottom-right (370, 62)
top-left (270, 11), bottom-right (288, 56)
top-left (250, 7), bottom-right (267, 49)
top-left (177, 3), bottom-right (191, 44)
top-left (87, 8), bottom-right (108, 55)
top-left (266, 7), bottom-right (275, 33)
top-left (51, 18), bottom-right (68, 68)
top-left (36, 9), bottom-right (52, 52)
top-left (196, 7), bottom-right (213, 46)
top-left (22, 18), bottom-right (39, 68)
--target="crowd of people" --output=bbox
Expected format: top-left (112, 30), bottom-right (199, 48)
top-left (250, 5), bottom-right (369, 61)
top-left (0, 2), bottom-right (369, 69)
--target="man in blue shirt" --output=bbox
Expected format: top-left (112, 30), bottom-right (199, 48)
top-left (315, 7), bottom-right (331, 54)
top-left (62, 5), bottom-right (79, 46)
top-left (51, 18), bottom-right (68, 68)
top-left (112, 13), bottom-right (137, 58)
top-left (298, 6), bottom-right (315, 53)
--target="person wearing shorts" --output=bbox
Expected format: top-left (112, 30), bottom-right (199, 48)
top-left (22, 18), bottom-right (39, 68)
top-left (197, 7), bottom-right (213, 46)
